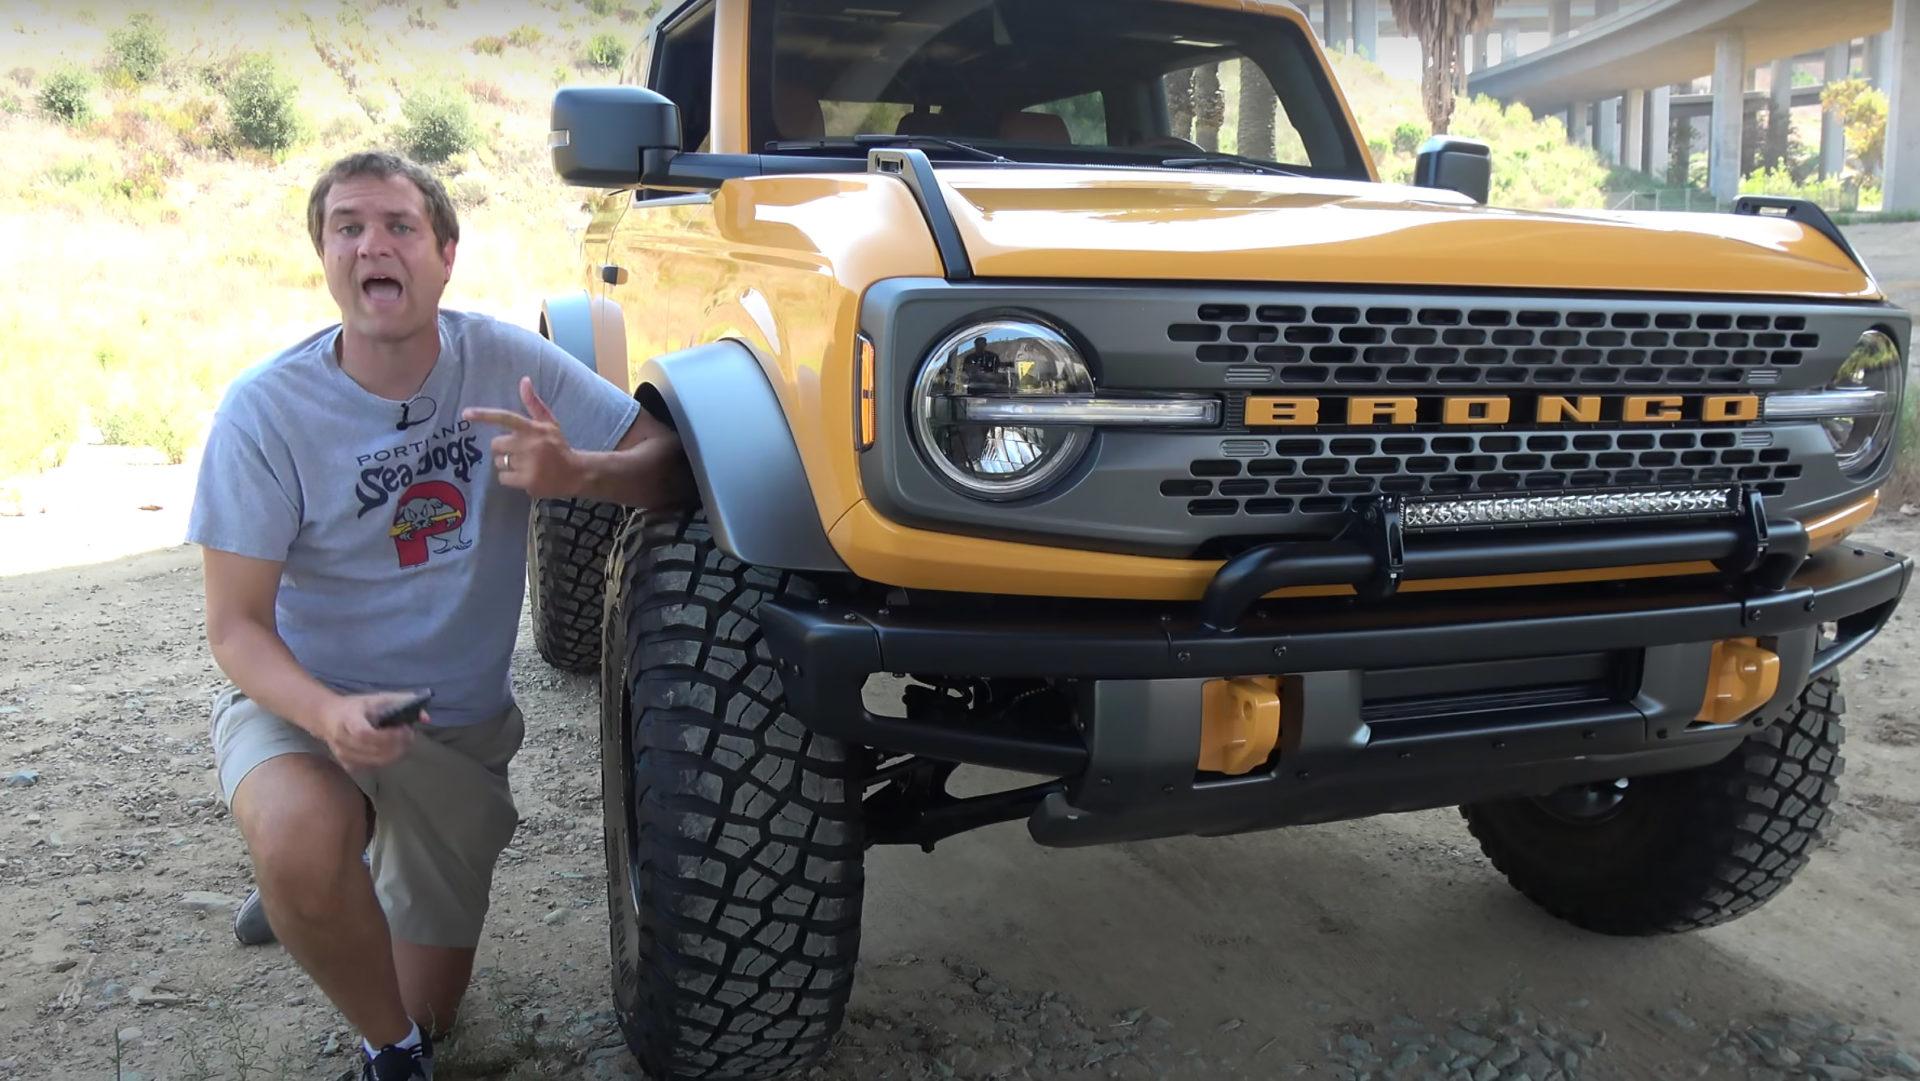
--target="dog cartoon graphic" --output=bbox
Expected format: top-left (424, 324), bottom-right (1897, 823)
top-left (389, 480), bottom-right (472, 568)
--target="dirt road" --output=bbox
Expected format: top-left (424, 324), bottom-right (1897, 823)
top-left (3, 225), bottom-right (1920, 1081)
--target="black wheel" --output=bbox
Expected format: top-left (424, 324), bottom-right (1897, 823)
top-left (598, 508), bottom-right (864, 1080)
top-left (527, 497), bottom-right (624, 674)
top-left (1463, 673), bottom-right (1845, 936)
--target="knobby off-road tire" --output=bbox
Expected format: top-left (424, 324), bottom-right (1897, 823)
top-left (599, 508), bottom-right (865, 1081)
top-left (1463, 673), bottom-right (1845, 936)
top-left (527, 497), bottom-right (625, 674)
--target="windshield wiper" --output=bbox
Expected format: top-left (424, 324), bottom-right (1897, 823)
top-left (1157, 154), bottom-right (1301, 178)
top-left (768, 134), bottom-right (1013, 164)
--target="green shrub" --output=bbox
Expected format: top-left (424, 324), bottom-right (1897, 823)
top-left (1739, 164), bottom-right (1859, 211)
top-left (108, 13), bottom-right (168, 84)
top-left (470, 35), bottom-right (506, 56)
top-left (507, 24), bottom-right (544, 47)
top-left (1, 90), bottom-right (21, 116)
top-left (1390, 121), bottom-right (1424, 156)
top-left (397, 85), bottom-right (478, 164)
top-left (37, 66), bottom-right (95, 125)
top-left (585, 32), bottom-right (625, 69)
top-left (224, 53), bottom-right (302, 154)
top-left (581, 0), bottom-right (621, 16)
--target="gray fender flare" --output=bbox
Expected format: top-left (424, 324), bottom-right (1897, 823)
top-left (539, 290), bottom-right (629, 391)
top-left (639, 341), bottom-right (850, 574)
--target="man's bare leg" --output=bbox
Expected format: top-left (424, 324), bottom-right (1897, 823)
top-left (232, 753), bottom-right (411, 1046)
top-left (395, 942), bottom-right (476, 1038)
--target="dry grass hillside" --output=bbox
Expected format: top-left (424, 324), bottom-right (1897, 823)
top-left (1, 0), bottom-right (652, 484)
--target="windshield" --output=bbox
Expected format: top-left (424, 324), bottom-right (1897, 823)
top-left (755, 0), bottom-right (1370, 179)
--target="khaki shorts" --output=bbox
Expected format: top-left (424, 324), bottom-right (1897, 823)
top-left (210, 686), bottom-right (525, 949)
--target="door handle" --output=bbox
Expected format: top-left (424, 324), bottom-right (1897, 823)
top-left (600, 264), bottom-right (629, 285)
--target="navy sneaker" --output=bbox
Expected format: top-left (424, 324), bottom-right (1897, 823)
top-left (233, 851), bottom-right (371, 946)
top-left (362, 1030), bottom-right (433, 1080)
top-left (233, 888), bottom-right (274, 946)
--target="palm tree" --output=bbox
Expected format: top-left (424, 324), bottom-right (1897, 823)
top-left (1389, 0), bottom-right (1497, 134)
top-left (1238, 60), bottom-right (1277, 160)
top-left (1193, 63), bottom-right (1226, 151)
top-left (1167, 68), bottom-right (1195, 143)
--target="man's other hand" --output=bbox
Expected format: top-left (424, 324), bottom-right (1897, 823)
top-left (317, 692), bottom-right (425, 771)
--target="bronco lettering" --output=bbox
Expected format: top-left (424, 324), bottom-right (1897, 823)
top-left (1244, 393), bottom-right (1762, 427)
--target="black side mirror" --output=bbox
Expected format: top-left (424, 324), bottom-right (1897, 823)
top-left (550, 86), bottom-right (681, 187)
top-left (1414, 136), bottom-right (1492, 204)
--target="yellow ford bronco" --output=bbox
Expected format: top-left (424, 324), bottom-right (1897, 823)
top-left (528, 1), bottom-right (1912, 1077)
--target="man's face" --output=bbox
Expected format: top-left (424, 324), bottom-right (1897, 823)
top-left (319, 173), bottom-right (456, 343)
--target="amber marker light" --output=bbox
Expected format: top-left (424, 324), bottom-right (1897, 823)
top-left (857, 334), bottom-right (877, 452)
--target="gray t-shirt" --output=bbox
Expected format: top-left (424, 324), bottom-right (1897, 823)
top-left (187, 309), bottom-right (641, 727)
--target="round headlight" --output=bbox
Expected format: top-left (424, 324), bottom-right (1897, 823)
top-left (911, 318), bottom-right (1095, 500)
top-left (1826, 329), bottom-right (1903, 476)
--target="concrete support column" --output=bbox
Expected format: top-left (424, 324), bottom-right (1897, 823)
top-left (1649, 86), bottom-right (1672, 177)
top-left (1570, 101), bottom-right (1590, 146)
top-left (1502, 27), bottom-right (1519, 64)
top-left (1594, 0), bottom-right (1618, 16)
top-left (1710, 32), bottom-right (1747, 203)
top-left (1624, 88), bottom-right (1647, 172)
top-left (1599, 96), bottom-right (1621, 163)
top-left (1868, 32), bottom-right (1890, 90)
top-left (1353, 0), bottom-right (1377, 61)
top-left (1822, 43), bottom-right (1850, 178)
top-left (1766, 58), bottom-right (1794, 170)
top-left (1887, 0), bottom-right (1920, 210)
top-left (1324, 0), bottom-right (1349, 52)
top-left (1483, 32), bottom-right (1498, 70)
top-left (1549, 0), bottom-right (1571, 40)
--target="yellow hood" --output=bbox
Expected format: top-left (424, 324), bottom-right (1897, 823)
top-left (932, 168), bottom-right (1878, 300)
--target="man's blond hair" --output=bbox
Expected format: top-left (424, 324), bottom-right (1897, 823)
top-left (306, 151), bottom-right (460, 254)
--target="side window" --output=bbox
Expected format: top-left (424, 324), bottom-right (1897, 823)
top-left (1160, 57), bottom-right (1306, 163)
top-left (654, 5), bottom-right (716, 153)
top-left (1031, 92), bottom-right (1106, 145)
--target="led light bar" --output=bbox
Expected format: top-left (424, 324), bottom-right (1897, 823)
top-left (1402, 487), bottom-right (1740, 532)
top-left (951, 396), bottom-right (1221, 427)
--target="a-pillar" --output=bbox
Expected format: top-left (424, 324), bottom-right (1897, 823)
top-left (1352, 0), bottom-right (1377, 61)
top-left (1887, 0), bottom-right (1920, 210)
top-left (1599, 96), bottom-right (1621, 163)
top-left (1822, 42), bottom-right (1851, 177)
top-left (1324, 0), bottom-right (1349, 52)
top-left (1549, 0), bottom-right (1571, 40)
top-left (1649, 86), bottom-right (1672, 177)
top-left (1624, 88), bottom-right (1646, 172)
top-left (1710, 31), bottom-right (1746, 203)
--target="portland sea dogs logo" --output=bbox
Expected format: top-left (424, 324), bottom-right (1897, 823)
top-left (389, 480), bottom-right (473, 568)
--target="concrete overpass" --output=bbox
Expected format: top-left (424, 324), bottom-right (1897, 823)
top-left (1463, 0), bottom-right (1920, 211)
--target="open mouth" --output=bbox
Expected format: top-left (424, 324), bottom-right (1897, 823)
top-left (362, 276), bottom-right (404, 302)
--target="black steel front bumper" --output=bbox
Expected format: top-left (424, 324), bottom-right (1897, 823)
top-left (760, 518), bottom-right (1910, 848)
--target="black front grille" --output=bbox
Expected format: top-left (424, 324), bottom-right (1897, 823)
top-left (1164, 430), bottom-right (1801, 519)
top-left (1167, 302), bottom-right (1818, 388)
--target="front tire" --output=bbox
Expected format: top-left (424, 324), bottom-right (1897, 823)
top-left (1463, 673), bottom-right (1845, 936)
top-left (599, 508), bottom-right (864, 1080)
top-left (527, 497), bottom-right (624, 674)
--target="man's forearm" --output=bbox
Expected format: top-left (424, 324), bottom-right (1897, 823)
top-left (209, 618), bottom-right (344, 737)
top-left (566, 431), bottom-right (695, 508)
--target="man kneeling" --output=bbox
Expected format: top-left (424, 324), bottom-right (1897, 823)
top-left (191, 151), bottom-right (687, 1080)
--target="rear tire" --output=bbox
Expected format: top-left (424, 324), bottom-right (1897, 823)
top-left (527, 497), bottom-right (624, 674)
top-left (1463, 673), bottom-right (1845, 935)
top-left (599, 508), bottom-right (864, 1080)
